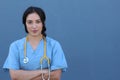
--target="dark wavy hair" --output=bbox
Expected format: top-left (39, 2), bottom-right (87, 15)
top-left (22, 6), bottom-right (46, 37)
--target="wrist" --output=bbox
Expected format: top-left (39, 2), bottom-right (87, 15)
top-left (41, 69), bottom-right (49, 74)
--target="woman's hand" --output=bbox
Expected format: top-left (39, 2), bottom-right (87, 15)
top-left (43, 69), bottom-right (62, 80)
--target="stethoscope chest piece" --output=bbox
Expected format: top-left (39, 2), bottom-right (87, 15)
top-left (23, 57), bottom-right (29, 64)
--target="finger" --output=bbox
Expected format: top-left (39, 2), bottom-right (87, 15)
top-left (44, 73), bottom-right (49, 80)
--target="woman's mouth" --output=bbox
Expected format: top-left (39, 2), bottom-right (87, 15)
top-left (32, 30), bottom-right (38, 33)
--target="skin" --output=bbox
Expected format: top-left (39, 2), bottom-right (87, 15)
top-left (10, 12), bottom-right (62, 80)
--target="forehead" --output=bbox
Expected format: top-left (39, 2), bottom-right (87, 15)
top-left (26, 12), bottom-right (41, 20)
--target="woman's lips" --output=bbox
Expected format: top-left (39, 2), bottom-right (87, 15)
top-left (32, 30), bottom-right (38, 33)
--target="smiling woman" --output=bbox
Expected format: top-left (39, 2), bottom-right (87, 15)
top-left (26, 12), bottom-right (43, 37)
top-left (3, 6), bottom-right (67, 80)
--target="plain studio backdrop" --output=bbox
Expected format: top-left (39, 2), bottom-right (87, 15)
top-left (0, 0), bottom-right (120, 80)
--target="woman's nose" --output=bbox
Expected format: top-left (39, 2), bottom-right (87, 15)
top-left (32, 23), bottom-right (37, 28)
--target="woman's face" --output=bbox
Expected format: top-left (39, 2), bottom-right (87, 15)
top-left (26, 12), bottom-right (43, 37)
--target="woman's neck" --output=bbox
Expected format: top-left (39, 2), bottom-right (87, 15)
top-left (27, 34), bottom-right (43, 42)
top-left (27, 34), bottom-right (43, 50)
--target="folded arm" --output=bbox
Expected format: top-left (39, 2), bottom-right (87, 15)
top-left (9, 69), bottom-right (48, 80)
top-left (10, 69), bottom-right (62, 80)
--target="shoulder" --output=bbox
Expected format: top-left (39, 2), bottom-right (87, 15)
top-left (10, 37), bottom-right (26, 49)
top-left (46, 36), bottom-right (61, 46)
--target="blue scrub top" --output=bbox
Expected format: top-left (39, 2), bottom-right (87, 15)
top-left (3, 36), bottom-right (67, 72)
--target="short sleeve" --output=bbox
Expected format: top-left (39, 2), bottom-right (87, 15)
top-left (3, 42), bottom-right (20, 70)
top-left (51, 41), bottom-right (67, 72)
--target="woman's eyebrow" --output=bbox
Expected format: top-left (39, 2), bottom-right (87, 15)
top-left (26, 19), bottom-right (41, 21)
top-left (36, 19), bottom-right (41, 21)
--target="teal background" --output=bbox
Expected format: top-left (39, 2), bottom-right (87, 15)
top-left (0, 0), bottom-right (120, 80)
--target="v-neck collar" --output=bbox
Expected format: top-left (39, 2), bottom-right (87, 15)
top-left (27, 38), bottom-right (43, 53)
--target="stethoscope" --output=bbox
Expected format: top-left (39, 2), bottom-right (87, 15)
top-left (23, 36), bottom-right (50, 80)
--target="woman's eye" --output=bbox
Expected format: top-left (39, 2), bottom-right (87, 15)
top-left (36, 20), bottom-right (41, 24)
top-left (27, 21), bottom-right (32, 24)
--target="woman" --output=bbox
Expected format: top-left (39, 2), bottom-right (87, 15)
top-left (3, 6), bottom-right (67, 80)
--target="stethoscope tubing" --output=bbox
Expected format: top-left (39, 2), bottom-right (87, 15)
top-left (24, 36), bottom-right (50, 80)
